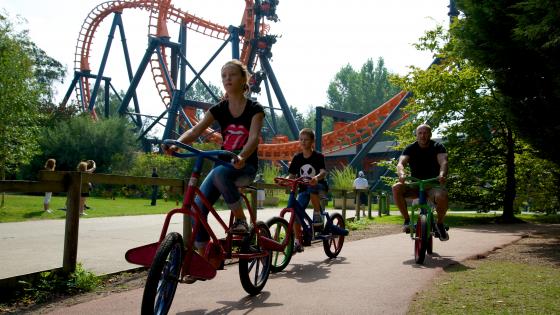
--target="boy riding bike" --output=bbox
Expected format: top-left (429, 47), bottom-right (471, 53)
top-left (287, 128), bottom-right (328, 251)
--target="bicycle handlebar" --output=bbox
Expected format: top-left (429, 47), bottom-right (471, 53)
top-left (162, 139), bottom-right (237, 168)
top-left (273, 177), bottom-right (310, 189)
top-left (405, 176), bottom-right (440, 183)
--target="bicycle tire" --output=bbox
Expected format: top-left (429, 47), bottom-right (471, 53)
top-left (414, 214), bottom-right (428, 264)
top-left (323, 212), bottom-right (345, 258)
top-left (238, 221), bottom-right (272, 295)
top-left (266, 216), bottom-right (293, 273)
top-left (427, 215), bottom-right (434, 255)
top-left (141, 232), bottom-right (184, 315)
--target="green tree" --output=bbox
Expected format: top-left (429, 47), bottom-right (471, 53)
top-left (454, 0), bottom-right (560, 167)
top-left (35, 116), bottom-right (140, 174)
top-left (0, 13), bottom-right (66, 206)
top-left (0, 15), bottom-right (41, 190)
top-left (391, 26), bottom-right (522, 221)
top-left (327, 57), bottom-right (400, 115)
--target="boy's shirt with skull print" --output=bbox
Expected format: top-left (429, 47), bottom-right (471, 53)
top-left (288, 150), bottom-right (328, 191)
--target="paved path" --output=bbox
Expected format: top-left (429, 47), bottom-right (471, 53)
top-left (42, 224), bottom-right (528, 315)
top-left (1, 206), bottom-right (374, 278)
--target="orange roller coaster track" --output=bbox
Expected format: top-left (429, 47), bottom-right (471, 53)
top-left (258, 91), bottom-right (409, 161)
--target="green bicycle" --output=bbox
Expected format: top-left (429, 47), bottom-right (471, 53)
top-left (406, 176), bottom-right (448, 264)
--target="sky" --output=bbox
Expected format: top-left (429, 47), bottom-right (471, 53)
top-left (1, 0), bottom-right (451, 128)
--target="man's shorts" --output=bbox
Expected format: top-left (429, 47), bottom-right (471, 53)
top-left (403, 185), bottom-right (446, 204)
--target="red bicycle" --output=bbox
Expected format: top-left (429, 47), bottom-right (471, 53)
top-left (125, 140), bottom-right (282, 315)
top-left (267, 177), bottom-right (348, 272)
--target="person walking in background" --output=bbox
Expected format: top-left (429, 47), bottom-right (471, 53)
top-left (43, 159), bottom-right (56, 213)
top-left (255, 173), bottom-right (265, 209)
top-left (74, 160), bottom-right (96, 216)
top-left (353, 170), bottom-right (369, 209)
top-left (151, 167), bottom-right (159, 206)
top-left (83, 160), bottom-right (96, 210)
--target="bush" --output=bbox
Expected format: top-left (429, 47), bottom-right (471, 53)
top-left (330, 165), bottom-right (356, 190)
top-left (262, 163), bottom-right (280, 184)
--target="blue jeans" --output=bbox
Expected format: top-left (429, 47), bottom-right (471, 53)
top-left (297, 183), bottom-right (327, 210)
top-left (194, 164), bottom-right (257, 244)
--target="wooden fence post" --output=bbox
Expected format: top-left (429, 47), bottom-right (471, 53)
top-left (367, 192), bottom-right (372, 219)
top-left (355, 189), bottom-right (361, 220)
top-left (63, 172), bottom-right (82, 274)
top-left (341, 190), bottom-right (347, 220)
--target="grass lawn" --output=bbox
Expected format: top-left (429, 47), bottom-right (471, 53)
top-left (0, 194), bottom-right (188, 222)
top-left (408, 260), bottom-right (560, 314)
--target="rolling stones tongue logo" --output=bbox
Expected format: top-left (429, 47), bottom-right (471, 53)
top-left (223, 124), bottom-right (249, 151)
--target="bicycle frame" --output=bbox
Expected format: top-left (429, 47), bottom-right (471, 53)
top-left (125, 142), bottom-right (282, 277)
top-left (406, 176), bottom-right (440, 264)
top-left (273, 177), bottom-right (341, 247)
top-left (408, 177), bottom-right (439, 241)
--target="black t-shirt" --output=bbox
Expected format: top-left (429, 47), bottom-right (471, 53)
top-left (209, 99), bottom-right (264, 167)
top-left (402, 140), bottom-right (446, 179)
top-left (288, 151), bottom-right (328, 189)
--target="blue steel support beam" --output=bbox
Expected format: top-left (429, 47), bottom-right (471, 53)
top-left (116, 13), bottom-right (141, 124)
top-left (263, 77), bottom-right (278, 134)
top-left (61, 72), bottom-right (81, 107)
top-left (119, 37), bottom-right (160, 125)
top-left (259, 55), bottom-right (299, 139)
top-left (88, 13), bottom-right (121, 113)
top-left (104, 79), bottom-right (110, 118)
top-left (448, 0), bottom-right (459, 24)
top-left (228, 26), bottom-right (240, 60)
top-left (179, 24), bottom-right (187, 92)
top-left (162, 89), bottom-right (184, 141)
top-left (180, 37), bottom-right (230, 102)
top-left (315, 108), bottom-right (323, 152)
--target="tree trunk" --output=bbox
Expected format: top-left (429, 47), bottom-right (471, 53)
top-left (501, 127), bottom-right (516, 222)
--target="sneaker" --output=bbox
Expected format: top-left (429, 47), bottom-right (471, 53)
top-left (294, 240), bottom-right (304, 253)
top-left (230, 219), bottom-right (249, 234)
top-left (184, 275), bottom-right (207, 284)
top-left (80, 212), bottom-right (88, 216)
top-left (436, 223), bottom-right (449, 241)
top-left (402, 220), bottom-right (411, 234)
top-left (45, 209), bottom-right (53, 214)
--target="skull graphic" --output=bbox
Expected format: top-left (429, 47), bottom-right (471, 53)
top-left (300, 164), bottom-right (316, 178)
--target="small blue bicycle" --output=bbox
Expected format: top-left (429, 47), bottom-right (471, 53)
top-left (266, 177), bottom-right (349, 272)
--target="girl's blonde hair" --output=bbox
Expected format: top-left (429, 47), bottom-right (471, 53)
top-left (44, 159), bottom-right (56, 170)
top-left (77, 161), bottom-right (88, 172)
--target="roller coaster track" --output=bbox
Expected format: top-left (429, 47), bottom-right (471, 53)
top-left (258, 91), bottom-right (409, 161)
top-left (72, 0), bottom-right (405, 161)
